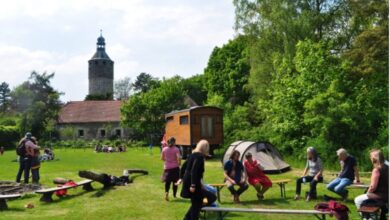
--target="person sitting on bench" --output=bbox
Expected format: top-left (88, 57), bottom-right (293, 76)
top-left (294, 147), bottom-right (323, 201)
top-left (354, 149), bottom-right (388, 209)
top-left (243, 152), bottom-right (272, 200)
top-left (327, 148), bottom-right (360, 201)
top-left (224, 150), bottom-right (248, 203)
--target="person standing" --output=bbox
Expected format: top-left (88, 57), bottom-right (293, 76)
top-left (355, 149), bottom-right (388, 209)
top-left (24, 134), bottom-right (39, 184)
top-left (294, 147), bottom-right (323, 201)
top-left (182, 140), bottom-right (214, 220)
top-left (16, 132), bottom-right (39, 183)
top-left (243, 152), bottom-right (272, 200)
top-left (224, 150), bottom-right (249, 203)
top-left (161, 137), bottom-right (181, 201)
top-left (30, 137), bottom-right (41, 184)
top-left (327, 148), bottom-right (360, 200)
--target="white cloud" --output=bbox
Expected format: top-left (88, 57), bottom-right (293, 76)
top-left (0, 0), bottom-right (235, 101)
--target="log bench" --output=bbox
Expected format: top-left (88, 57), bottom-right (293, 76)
top-left (35, 179), bottom-right (94, 202)
top-left (0, 194), bottom-right (22, 210)
top-left (209, 179), bottom-right (291, 202)
top-left (201, 207), bottom-right (332, 220)
top-left (126, 169), bottom-right (149, 175)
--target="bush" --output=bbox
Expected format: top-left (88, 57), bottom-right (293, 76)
top-left (0, 125), bottom-right (20, 149)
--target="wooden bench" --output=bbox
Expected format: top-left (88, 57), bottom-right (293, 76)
top-left (358, 206), bottom-right (381, 220)
top-left (208, 184), bottom-right (225, 203)
top-left (273, 179), bottom-right (291, 199)
top-left (35, 179), bottom-right (94, 202)
top-left (209, 179), bottom-right (291, 202)
top-left (202, 207), bottom-right (332, 220)
top-left (346, 183), bottom-right (369, 189)
top-left (0, 194), bottom-right (22, 210)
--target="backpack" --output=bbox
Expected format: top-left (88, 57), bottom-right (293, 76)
top-left (16, 140), bottom-right (27, 157)
top-left (315, 200), bottom-right (349, 220)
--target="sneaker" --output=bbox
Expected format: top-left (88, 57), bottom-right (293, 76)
top-left (257, 193), bottom-right (264, 200)
top-left (294, 195), bottom-right (301, 200)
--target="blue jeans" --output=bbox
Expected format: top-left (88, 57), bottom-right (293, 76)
top-left (326, 177), bottom-right (352, 196)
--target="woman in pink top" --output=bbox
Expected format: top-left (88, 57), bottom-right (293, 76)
top-left (161, 137), bottom-right (181, 201)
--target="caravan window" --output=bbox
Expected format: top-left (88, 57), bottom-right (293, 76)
top-left (201, 116), bottom-right (214, 138)
top-left (180, 115), bottom-right (189, 125)
top-left (166, 116), bottom-right (173, 122)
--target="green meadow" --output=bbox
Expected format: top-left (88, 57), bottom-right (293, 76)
top-left (0, 148), bottom-right (368, 220)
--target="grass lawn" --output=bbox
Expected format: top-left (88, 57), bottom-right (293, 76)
top-left (0, 147), bottom-right (368, 220)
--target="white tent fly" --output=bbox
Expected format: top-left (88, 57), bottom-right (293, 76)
top-left (222, 141), bottom-right (290, 174)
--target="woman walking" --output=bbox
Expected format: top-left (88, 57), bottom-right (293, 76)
top-left (161, 137), bottom-right (181, 201)
top-left (182, 140), bottom-right (215, 220)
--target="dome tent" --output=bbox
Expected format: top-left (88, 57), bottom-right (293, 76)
top-left (222, 141), bottom-right (290, 174)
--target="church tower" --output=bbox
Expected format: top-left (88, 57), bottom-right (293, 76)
top-left (88, 31), bottom-right (114, 99)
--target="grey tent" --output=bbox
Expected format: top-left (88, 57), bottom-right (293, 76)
top-left (222, 141), bottom-right (290, 174)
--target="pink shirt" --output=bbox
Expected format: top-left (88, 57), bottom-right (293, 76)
top-left (162, 146), bottom-right (180, 170)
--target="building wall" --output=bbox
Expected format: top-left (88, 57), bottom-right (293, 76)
top-left (57, 122), bottom-right (130, 140)
top-left (88, 59), bottom-right (114, 96)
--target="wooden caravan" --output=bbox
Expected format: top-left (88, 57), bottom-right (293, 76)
top-left (164, 106), bottom-right (223, 154)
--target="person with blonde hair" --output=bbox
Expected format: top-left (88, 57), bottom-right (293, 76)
top-left (355, 149), bottom-right (388, 210)
top-left (327, 148), bottom-right (360, 200)
top-left (182, 140), bottom-right (215, 220)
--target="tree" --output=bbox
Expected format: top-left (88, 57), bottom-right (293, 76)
top-left (122, 76), bottom-right (186, 141)
top-left (11, 71), bottom-right (62, 139)
top-left (85, 93), bottom-right (113, 100)
top-left (204, 35), bottom-right (250, 105)
top-left (182, 74), bottom-right (207, 105)
top-left (233, 0), bottom-right (351, 99)
top-left (0, 82), bottom-right (11, 112)
top-left (114, 77), bottom-right (133, 100)
top-left (132, 72), bottom-right (160, 93)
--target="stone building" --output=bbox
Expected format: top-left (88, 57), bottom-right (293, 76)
top-left (57, 101), bottom-right (130, 139)
top-left (57, 33), bottom-right (130, 140)
top-left (88, 32), bottom-right (114, 99)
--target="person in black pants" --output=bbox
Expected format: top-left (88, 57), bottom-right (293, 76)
top-left (16, 133), bottom-right (38, 183)
top-left (294, 147), bottom-right (323, 201)
top-left (182, 140), bottom-right (215, 220)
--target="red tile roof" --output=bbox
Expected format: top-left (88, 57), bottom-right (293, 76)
top-left (58, 101), bottom-right (122, 123)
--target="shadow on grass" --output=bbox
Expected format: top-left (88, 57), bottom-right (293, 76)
top-left (1, 207), bottom-right (25, 212)
top-left (202, 212), bottom-right (242, 219)
top-left (129, 174), bottom-right (148, 183)
top-left (39, 190), bottom-right (93, 205)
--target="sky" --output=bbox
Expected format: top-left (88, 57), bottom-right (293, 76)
top-left (0, 0), bottom-right (236, 102)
